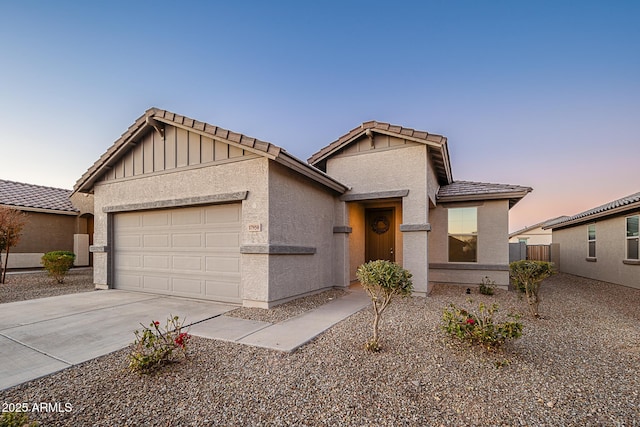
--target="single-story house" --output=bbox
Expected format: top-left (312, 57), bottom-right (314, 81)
top-left (0, 179), bottom-right (87, 268)
top-left (545, 192), bottom-right (640, 289)
top-left (73, 108), bottom-right (532, 307)
top-left (508, 216), bottom-right (569, 245)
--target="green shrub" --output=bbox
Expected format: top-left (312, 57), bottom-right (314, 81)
top-left (356, 260), bottom-right (413, 352)
top-left (509, 260), bottom-right (556, 318)
top-left (0, 411), bottom-right (39, 427)
top-left (442, 302), bottom-right (522, 351)
top-left (479, 276), bottom-right (495, 295)
top-left (41, 251), bottom-right (75, 284)
top-left (128, 315), bottom-right (191, 373)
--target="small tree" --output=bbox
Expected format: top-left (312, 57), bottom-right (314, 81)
top-left (509, 260), bottom-right (556, 318)
top-left (356, 260), bottom-right (413, 352)
top-left (41, 251), bottom-right (76, 284)
top-left (0, 207), bottom-right (27, 284)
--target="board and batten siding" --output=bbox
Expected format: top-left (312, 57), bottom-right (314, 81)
top-left (100, 125), bottom-right (254, 182)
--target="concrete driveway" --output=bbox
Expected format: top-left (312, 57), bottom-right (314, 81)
top-left (0, 290), bottom-right (235, 390)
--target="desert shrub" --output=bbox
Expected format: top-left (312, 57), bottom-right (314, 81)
top-left (128, 315), bottom-right (191, 373)
top-left (479, 276), bottom-right (495, 295)
top-left (356, 260), bottom-right (413, 352)
top-left (442, 301), bottom-right (522, 351)
top-left (509, 260), bottom-right (556, 318)
top-left (0, 411), bottom-right (39, 427)
top-left (41, 251), bottom-right (75, 284)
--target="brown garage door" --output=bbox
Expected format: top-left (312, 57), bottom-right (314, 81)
top-left (113, 203), bottom-right (241, 303)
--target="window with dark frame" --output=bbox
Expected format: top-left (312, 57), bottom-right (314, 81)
top-left (588, 224), bottom-right (596, 258)
top-left (448, 207), bottom-right (477, 262)
top-left (626, 215), bottom-right (639, 260)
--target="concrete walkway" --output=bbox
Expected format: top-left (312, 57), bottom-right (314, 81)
top-left (0, 288), bottom-right (369, 390)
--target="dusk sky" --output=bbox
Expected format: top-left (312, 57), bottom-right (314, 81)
top-left (1, 1), bottom-right (638, 232)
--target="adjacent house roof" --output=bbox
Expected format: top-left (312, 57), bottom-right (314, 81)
top-left (308, 121), bottom-right (453, 185)
top-left (0, 179), bottom-right (77, 214)
top-left (73, 108), bottom-right (348, 195)
top-left (437, 181), bottom-right (532, 208)
top-left (509, 216), bottom-right (569, 238)
top-left (546, 191), bottom-right (640, 230)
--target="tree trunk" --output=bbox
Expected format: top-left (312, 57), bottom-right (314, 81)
top-left (1, 246), bottom-right (9, 284)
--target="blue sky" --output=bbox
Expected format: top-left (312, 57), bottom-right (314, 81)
top-left (1, 1), bottom-right (638, 231)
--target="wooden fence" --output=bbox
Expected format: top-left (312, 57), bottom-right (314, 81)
top-left (526, 245), bottom-right (551, 262)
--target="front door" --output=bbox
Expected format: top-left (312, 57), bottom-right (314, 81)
top-left (365, 208), bottom-right (395, 262)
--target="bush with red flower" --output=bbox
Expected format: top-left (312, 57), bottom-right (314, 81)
top-left (442, 301), bottom-right (522, 351)
top-left (128, 315), bottom-right (191, 373)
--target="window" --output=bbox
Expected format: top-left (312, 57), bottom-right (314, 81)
top-left (627, 215), bottom-right (639, 260)
top-left (448, 207), bottom-right (477, 262)
top-left (587, 224), bottom-right (596, 258)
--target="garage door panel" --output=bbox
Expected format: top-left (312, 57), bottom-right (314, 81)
top-left (143, 234), bottom-right (170, 248)
top-left (114, 204), bottom-right (242, 303)
top-left (173, 256), bottom-right (202, 271)
top-left (143, 255), bottom-right (170, 269)
top-left (206, 256), bottom-right (240, 273)
top-left (116, 273), bottom-right (142, 288)
top-left (142, 212), bottom-right (169, 227)
top-left (205, 204), bottom-right (240, 223)
top-left (118, 215), bottom-right (141, 228)
top-left (171, 210), bottom-right (202, 226)
top-left (116, 254), bottom-right (142, 268)
top-left (143, 275), bottom-right (170, 291)
top-left (116, 235), bottom-right (142, 249)
top-left (172, 233), bottom-right (203, 247)
top-left (173, 278), bottom-right (202, 295)
top-left (205, 232), bottom-right (240, 248)
top-left (206, 280), bottom-right (240, 299)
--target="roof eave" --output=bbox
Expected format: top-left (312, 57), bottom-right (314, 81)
top-left (547, 202), bottom-right (640, 230)
top-left (438, 189), bottom-right (531, 209)
top-left (276, 152), bottom-right (348, 194)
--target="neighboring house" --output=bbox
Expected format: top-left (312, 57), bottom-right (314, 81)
top-left (73, 108), bottom-right (531, 307)
top-left (0, 179), bottom-right (80, 268)
top-left (545, 192), bottom-right (640, 289)
top-left (508, 216), bottom-right (569, 245)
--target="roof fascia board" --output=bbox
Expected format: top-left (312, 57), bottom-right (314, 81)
top-left (152, 117), bottom-right (279, 160)
top-left (438, 191), bottom-right (530, 203)
top-left (547, 202), bottom-right (640, 230)
top-left (312, 128), bottom-right (445, 165)
top-left (0, 204), bottom-right (78, 216)
top-left (74, 118), bottom-right (150, 194)
top-left (275, 153), bottom-right (348, 194)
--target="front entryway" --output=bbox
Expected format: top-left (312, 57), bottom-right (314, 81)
top-left (365, 208), bottom-right (395, 262)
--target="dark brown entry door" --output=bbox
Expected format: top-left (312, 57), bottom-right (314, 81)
top-left (365, 208), bottom-right (395, 262)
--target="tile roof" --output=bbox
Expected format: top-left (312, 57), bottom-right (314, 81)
top-left (74, 108), bottom-right (348, 194)
top-left (437, 181), bottom-right (532, 208)
top-left (0, 179), bottom-right (77, 213)
top-left (308, 121), bottom-right (452, 185)
top-left (509, 216), bottom-right (570, 237)
top-left (546, 191), bottom-right (640, 229)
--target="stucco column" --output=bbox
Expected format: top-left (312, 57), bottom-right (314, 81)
top-left (401, 228), bottom-right (430, 296)
top-left (332, 200), bottom-right (351, 288)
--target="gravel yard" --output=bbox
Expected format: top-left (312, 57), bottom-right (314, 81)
top-left (1, 273), bottom-right (639, 426)
top-left (0, 268), bottom-right (94, 303)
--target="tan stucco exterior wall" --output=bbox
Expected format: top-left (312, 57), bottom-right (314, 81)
top-left (265, 162), bottom-right (339, 303)
top-left (326, 142), bottom-right (431, 294)
top-left (429, 200), bottom-right (511, 287)
top-left (2, 211), bottom-right (77, 269)
top-left (91, 157), bottom-right (271, 303)
top-left (553, 214), bottom-right (640, 289)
